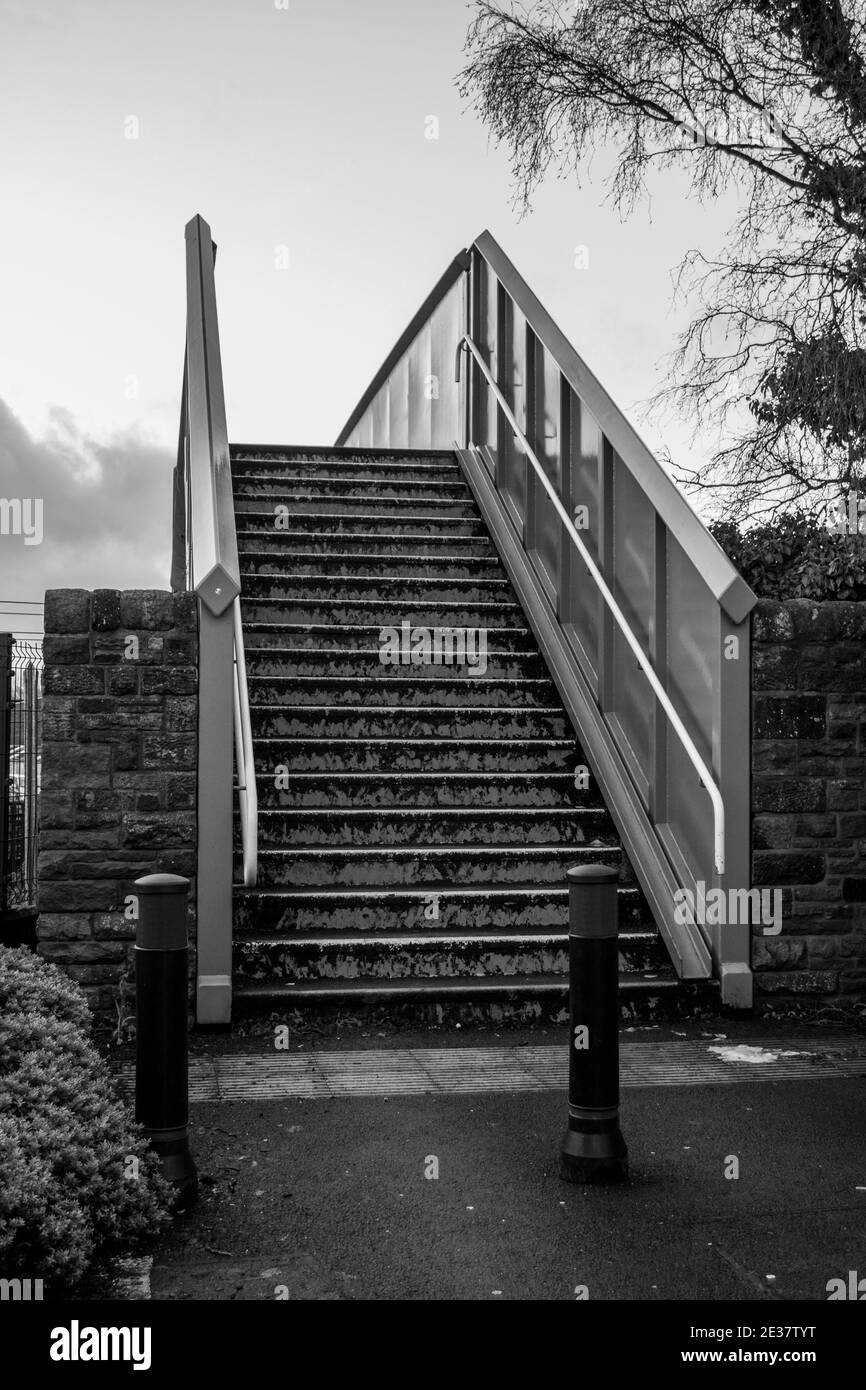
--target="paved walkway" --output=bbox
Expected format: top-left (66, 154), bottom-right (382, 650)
top-left (135, 1022), bottom-right (866, 1301)
top-left (119, 1031), bottom-right (866, 1102)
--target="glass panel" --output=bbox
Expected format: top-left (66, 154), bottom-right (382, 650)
top-left (485, 261), bottom-right (498, 454)
top-left (407, 321), bottom-right (432, 450)
top-left (472, 258), bottom-right (497, 458)
top-left (529, 345), bottom-right (562, 593)
top-left (429, 280), bottom-right (462, 449)
top-left (666, 534), bottom-right (717, 879)
top-left (388, 356), bottom-right (409, 448)
top-left (500, 297), bottom-right (527, 525)
top-left (372, 384), bottom-right (389, 449)
top-left (611, 452), bottom-right (654, 785)
top-left (564, 398), bottom-right (602, 679)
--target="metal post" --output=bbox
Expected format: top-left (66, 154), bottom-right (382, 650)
top-left (195, 599), bottom-right (235, 1024)
top-left (134, 872), bottom-right (198, 1208)
top-left (560, 863), bottom-right (629, 1184)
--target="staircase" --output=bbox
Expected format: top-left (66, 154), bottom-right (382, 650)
top-left (229, 444), bottom-right (699, 1024)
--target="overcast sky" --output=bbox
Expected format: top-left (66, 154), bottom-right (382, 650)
top-left (0, 0), bottom-right (739, 635)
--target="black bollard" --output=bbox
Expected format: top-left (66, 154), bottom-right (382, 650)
top-left (559, 863), bottom-right (629, 1184)
top-left (134, 872), bottom-right (198, 1208)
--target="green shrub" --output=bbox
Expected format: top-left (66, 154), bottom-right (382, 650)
top-left (710, 511), bottom-right (866, 600)
top-left (0, 947), bottom-right (172, 1292)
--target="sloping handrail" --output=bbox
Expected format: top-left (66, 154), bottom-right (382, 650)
top-left (458, 333), bottom-right (725, 874)
top-left (472, 231), bottom-right (755, 625)
top-left (176, 215), bottom-right (257, 899)
top-left (232, 596), bottom-right (258, 888)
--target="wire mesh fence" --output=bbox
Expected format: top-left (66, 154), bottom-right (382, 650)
top-left (1, 634), bottom-right (42, 913)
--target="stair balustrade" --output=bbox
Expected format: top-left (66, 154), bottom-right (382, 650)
top-left (172, 214), bottom-right (257, 1025)
top-left (336, 232), bottom-right (758, 1006)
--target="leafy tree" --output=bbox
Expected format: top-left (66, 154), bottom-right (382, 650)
top-left (459, 1), bottom-right (866, 519)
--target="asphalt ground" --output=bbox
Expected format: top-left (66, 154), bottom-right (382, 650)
top-left (148, 1050), bottom-right (866, 1301)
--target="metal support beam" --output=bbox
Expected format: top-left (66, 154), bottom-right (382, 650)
top-left (195, 599), bottom-right (234, 1024)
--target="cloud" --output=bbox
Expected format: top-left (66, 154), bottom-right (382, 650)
top-left (0, 397), bottom-right (175, 619)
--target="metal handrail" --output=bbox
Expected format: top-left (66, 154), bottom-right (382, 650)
top-left (232, 597), bottom-right (258, 889)
top-left (458, 333), bottom-right (726, 875)
top-left (177, 215), bottom-right (258, 899)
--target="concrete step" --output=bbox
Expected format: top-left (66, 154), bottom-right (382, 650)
top-left (235, 512), bottom-right (489, 538)
top-left (230, 969), bottom-right (685, 1013)
top-left (239, 574), bottom-right (515, 604)
top-left (245, 843), bottom-right (623, 889)
top-left (241, 622), bottom-right (536, 652)
top-left (232, 884), bottom-right (654, 935)
top-left (239, 552), bottom-right (507, 580)
top-left (233, 928), bottom-right (666, 984)
top-left (234, 494), bottom-right (478, 518)
top-left (246, 675), bottom-right (558, 708)
top-left (233, 476), bottom-right (473, 501)
top-left (247, 736), bottom-right (579, 771)
top-left (237, 532), bottom-right (496, 557)
top-left (231, 445), bottom-right (459, 470)
top-left (247, 806), bottom-right (615, 848)
top-left (248, 706), bottom-right (573, 740)
top-left (253, 771), bottom-right (592, 809)
top-left (240, 597), bottom-right (521, 626)
top-left (244, 648), bottom-right (546, 681)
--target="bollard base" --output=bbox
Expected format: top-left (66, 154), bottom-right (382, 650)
top-left (559, 1123), bottom-right (629, 1186)
top-left (146, 1131), bottom-right (199, 1211)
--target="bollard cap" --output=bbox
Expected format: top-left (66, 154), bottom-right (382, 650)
top-left (566, 863), bottom-right (619, 885)
top-left (135, 873), bottom-right (191, 895)
top-left (135, 874), bottom-right (190, 950)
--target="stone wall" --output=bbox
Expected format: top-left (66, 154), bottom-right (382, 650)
top-left (752, 599), bottom-right (866, 1006)
top-left (37, 589), bottom-right (197, 1022)
top-left (33, 587), bottom-right (866, 1018)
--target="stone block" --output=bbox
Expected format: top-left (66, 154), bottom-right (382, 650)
top-left (37, 880), bottom-right (118, 911)
top-left (827, 780), bottom-right (860, 811)
top-left (36, 913), bottom-right (93, 942)
top-left (106, 664), bottom-right (139, 695)
top-left (43, 666), bottom-right (105, 696)
top-left (753, 779), bottom-right (825, 813)
top-left (41, 741), bottom-right (111, 790)
top-left (120, 591), bottom-right (174, 630)
top-left (755, 969), bottom-right (837, 994)
top-left (164, 635), bottom-right (196, 665)
top-left (91, 589), bottom-right (123, 630)
top-left (753, 815), bottom-right (793, 850)
top-left (753, 695), bottom-right (825, 740)
top-left (753, 851), bottom-right (825, 885)
top-left (140, 667), bottom-right (196, 696)
top-left (752, 602), bottom-right (795, 642)
top-left (142, 734), bottom-right (195, 769)
top-left (752, 645), bottom-right (798, 691)
top-left (44, 589), bottom-right (91, 633)
top-left (42, 634), bottom-right (90, 665)
top-left (751, 937), bottom-right (805, 969)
